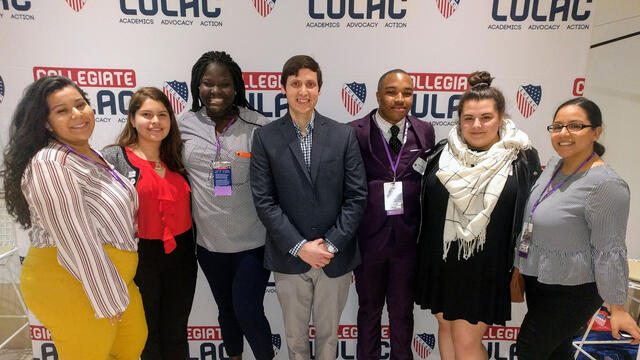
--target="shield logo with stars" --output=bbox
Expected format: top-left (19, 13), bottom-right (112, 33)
top-left (341, 82), bottom-right (366, 116)
top-left (516, 84), bottom-right (542, 118)
top-left (162, 80), bottom-right (189, 115)
top-left (413, 333), bottom-right (436, 359)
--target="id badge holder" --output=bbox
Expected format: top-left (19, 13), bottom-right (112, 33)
top-left (518, 222), bottom-right (533, 258)
top-left (383, 181), bottom-right (404, 215)
top-left (412, 157), bottom-right (427, 175)
top-left (212, 160), bottom-right (232, 196)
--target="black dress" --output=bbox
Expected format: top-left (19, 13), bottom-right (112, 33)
top-left (414, 166), bottom-right (517, 325)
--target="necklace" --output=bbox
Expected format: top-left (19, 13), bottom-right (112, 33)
top-left (153, 160), bottom-right (165, 171)
top-left (130, 147), bottom-right (164, 171)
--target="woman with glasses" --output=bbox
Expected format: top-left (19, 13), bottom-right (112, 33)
top-left (415, 71), bottom-right (541, 360)
top-left (515, 97), bottom-right (640, 359)
top-left (179, 51), bottom-right (274, 360)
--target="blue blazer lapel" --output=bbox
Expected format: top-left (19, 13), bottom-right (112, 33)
top-left (310, 112), bottom-right (327, 185)
top-left (279, 115), bottom-right (313, 185)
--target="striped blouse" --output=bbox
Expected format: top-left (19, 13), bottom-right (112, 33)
top-left (515, 156), bottom-right (630, 305)
top-left (21, 140), bottom-right (139, 319)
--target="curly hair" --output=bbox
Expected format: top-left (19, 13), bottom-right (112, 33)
top-left (2, 76), bottom-right (90, 228)
top-left (114, 87), bottom-right (185, 174)
top-left (189, 51), bottom-right (254, 112)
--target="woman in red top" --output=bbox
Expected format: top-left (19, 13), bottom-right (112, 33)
top-left (103, 87), bottom-right (197, 360)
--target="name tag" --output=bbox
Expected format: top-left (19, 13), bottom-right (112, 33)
top-left (412, 157), bottom-right (427, 175)
top-left (518, 222), bottom-right (533, 258)
top-left (212, 160), bottom-right (232, 196)
top-left (127, 171), bottom-right (137, 185)
top-left (383, 181), bottom-right (404, 216)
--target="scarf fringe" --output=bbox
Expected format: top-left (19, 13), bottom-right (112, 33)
top-left (443, 234), bottom-right (486, 261)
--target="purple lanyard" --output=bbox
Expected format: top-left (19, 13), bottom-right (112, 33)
top-left (530, 152), bottom-right (595, 215)
top-left (59, 141), bottom-right (127, 188)
top-left (215, 117), bottom-right (236, 155)
top-left (377, 114), bottom-right (408, 181)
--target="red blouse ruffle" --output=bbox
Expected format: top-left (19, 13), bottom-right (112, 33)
top-left (126, 148), bottom-right (191, 253)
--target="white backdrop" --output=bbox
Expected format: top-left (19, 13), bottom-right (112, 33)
top-left (0, 1), bottom-right (596, 359)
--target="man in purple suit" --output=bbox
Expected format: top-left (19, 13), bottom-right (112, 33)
top-left (348, 69), bottom-right (435, 360)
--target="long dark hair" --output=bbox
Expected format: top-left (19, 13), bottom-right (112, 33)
top-left (457, 71), bottom-right (506, 119)
top-left (115, 87), bottom-right (185, 174)
top-left (553, 97), bottom-right (605, 156)
top-left (189, 51), bottom-right (254, 112)
top-left (2, 76), bottom-right (90, 228)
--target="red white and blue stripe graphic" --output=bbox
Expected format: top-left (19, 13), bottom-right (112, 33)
top-left (162, 80), bottom-right (189, 115)
top-left (413, 333), bottom-right (435, 359)
top-left (0, 76), bottom-right (4, 104)
top-left (516, 84), bottom-right (542, 119)
top-left (65, 0), bottom-right (86, 12)
top-left (341, 82), bottom-right (366, 116)
top-left (436, 0), bottom-right (460, 19)
top-left (253, 0), bottom-right (276, 17)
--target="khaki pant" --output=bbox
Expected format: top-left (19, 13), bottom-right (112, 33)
top-left (275, 269), bottom-right (351, 360)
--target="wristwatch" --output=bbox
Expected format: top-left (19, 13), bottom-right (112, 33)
top-left (325, 241), bottom-right (338, 254)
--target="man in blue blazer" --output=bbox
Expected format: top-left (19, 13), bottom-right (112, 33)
top-left (349, 69), bottom-right (435, 360)
top-left (250, 55), bottom-right (367, 360)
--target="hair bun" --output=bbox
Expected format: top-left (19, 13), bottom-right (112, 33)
top-left (468, 71), bottom-right (493, 88)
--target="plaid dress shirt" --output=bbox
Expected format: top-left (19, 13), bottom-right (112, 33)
top-left (292, 116), bottom-right (314, 171)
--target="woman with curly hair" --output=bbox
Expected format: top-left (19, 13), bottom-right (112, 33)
top-left (2, 76), bottom-right (146, 359)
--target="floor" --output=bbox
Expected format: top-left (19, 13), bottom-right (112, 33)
top-left (0, 349), bottom-right (32, 360)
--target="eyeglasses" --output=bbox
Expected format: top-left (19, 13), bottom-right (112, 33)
top-left (546, 123), bottom-right (596, 133)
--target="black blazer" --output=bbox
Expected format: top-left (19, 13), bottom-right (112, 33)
top-left (250, 111), bottom-right (368, 277)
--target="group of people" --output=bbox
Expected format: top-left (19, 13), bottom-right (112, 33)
top-left (2, 50), bottom-right (639, 360)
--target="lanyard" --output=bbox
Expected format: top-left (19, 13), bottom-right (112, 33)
top-left (530, 152), bottom-right (595, 215)
top-left (376, 114), bottom-right (408, 182)
top-left (215, 117), bottom-right (236, 157)
top-left (59, 141), bottom-right (127, 188)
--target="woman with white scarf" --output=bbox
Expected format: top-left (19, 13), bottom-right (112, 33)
top-left (415, 71), bottom-right (541, 360)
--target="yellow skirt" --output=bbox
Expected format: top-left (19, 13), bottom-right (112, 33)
top-left (21, 245), bottom-right (147, 360)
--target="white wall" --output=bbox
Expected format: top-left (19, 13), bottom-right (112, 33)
top-left (583, 0), bottom-right (640, 258)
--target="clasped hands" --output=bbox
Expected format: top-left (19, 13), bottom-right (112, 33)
top-left (298, 238), bottom-right (334, 268)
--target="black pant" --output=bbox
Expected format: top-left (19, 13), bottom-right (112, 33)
top-left (135, 229), bottom-right (198, 360)
top-left (197, 245), bottom-right (274, 360)
top-left (516, 275), bottom-right (603, 360)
